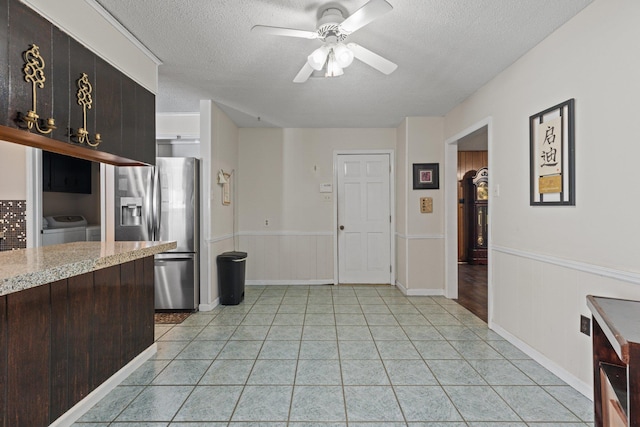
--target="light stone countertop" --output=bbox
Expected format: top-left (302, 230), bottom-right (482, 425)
top-left (0, 241), bottom-right (176, 297)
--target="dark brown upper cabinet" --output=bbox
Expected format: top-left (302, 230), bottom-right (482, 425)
top-left (0, 0), bottom-right (156, 166)
top-left (8, 0), bottom-right (53, 130)
top-left (0, 0), bottom-right (9, 126)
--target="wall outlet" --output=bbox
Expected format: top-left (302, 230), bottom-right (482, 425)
top-left (263, 219), bottom-right (270, 227)
top-left (322, 194), bottom-right (332, 202)
top-left (580, 315), bottom-right (591, 336)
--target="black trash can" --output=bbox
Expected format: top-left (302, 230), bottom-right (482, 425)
top-left (217, 251), bottom-right (248, 305)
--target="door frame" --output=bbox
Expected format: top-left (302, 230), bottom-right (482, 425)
top-left (333, 150), bottom-right (395, 286)
top-left (444, 117), bottom-right (493, 325)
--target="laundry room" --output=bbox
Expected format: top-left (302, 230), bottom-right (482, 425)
top-left (41, 151), bottom-right (101, 245)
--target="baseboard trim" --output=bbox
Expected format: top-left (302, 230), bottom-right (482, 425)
top-left (49, 343), bottom-right (157, 427)
top-left (199, 298), bottom-right (219, 311)
top-left (396, 281), bottom-right (445, 296)
top-left (246, 280), bottom-right (334, 286)
top-left (491, 323), bottom-right (592, 399)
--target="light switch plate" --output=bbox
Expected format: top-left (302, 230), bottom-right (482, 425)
top-left (420, 197), bottom-right (433, 213)
top-left (319, 183), bottom-right (332, 193)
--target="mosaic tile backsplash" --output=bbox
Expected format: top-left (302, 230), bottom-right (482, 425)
top-left (1, 200), bottom-right (27, 251)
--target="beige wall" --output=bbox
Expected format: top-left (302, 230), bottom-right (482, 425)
top-left (237, 128), bottom-right (395, 284)
top-left (396, 117), bottom-right (445, 294)
top-left (199, 101), bottom-right (239, 308)
top-left (444, 0), bottom-right (640, 395)
top-left (395, 120), bottom-right (408, 287)
top-left (0, 140), bottom-right (26, 200)
top-left (156, 113), bottom-right (200, 139)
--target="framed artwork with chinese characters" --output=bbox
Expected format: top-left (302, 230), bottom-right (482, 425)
top-left (529, 99), bottom-right (575, 206)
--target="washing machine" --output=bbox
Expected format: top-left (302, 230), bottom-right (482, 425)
top-left (41, 215), bottom-right (88, 246)
top-left (85, 225), bottom-right (101, 241)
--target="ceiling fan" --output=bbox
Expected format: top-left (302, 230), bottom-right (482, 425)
top-left (252, 0), bottom-right (397, 83)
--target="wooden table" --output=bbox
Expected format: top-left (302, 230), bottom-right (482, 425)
top-left (587, 295), bottom-right (640, 427)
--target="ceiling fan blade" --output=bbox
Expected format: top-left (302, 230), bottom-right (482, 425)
top-left (293, 62), bottom-right (314, 83)
top-left (348, 43), bottom-right (397, 75)
top-left (251, 25), bottom-right (319, 39)
top-left (339, 0), bottom-right (393, 34)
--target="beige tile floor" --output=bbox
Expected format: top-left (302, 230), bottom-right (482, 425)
top-left (72, 285), bottom-right (594, 426)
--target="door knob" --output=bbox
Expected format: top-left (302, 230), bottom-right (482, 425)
top-left (339, 225), bottom-right (344, 230)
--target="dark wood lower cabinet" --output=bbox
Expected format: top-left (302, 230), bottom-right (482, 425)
top-left (0, 257), bottom-right (154, 427)
top-left (93, 265), bottom-right (122, 388)
top-left (50, 279), bottom-right (70, 421)
top-left (67, 272), bottom-right (93, 407)
top-left (0, 295), bottom-right (7, 427)
top-left (7, 284), bottom-right (51, 427)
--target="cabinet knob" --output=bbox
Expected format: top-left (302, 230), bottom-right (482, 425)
top-left (339, 225), bottom-right (344, 230)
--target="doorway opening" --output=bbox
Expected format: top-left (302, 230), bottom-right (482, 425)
top-left (453, 126), bottom-right (488, 322)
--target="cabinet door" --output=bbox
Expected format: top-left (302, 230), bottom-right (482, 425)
top-left (7, 285), bottom-right (51, 427)
top-left (137, 86), bottom-right (156, 165)
top-left (95, 57), bottom-right (122, 157)
top-left (50, 279), bottom-right (69, 421)
top-left (92, 266), bottom-right (122, 388)
top-left (51, 27), bottom-right (70, 143)
top-left (0, 295), bottom-right (7, 427)
top-left (120, 260), bottom-right (138, 364)
top-left (67, 273), bottom-right (93, 405)
top-left (8, 0), bottom-right (53, 129)
top-left (47, 152), bottom-right (91, 194)
top-left (42, 150), bottom-right (51, 191)
top-left (68, 37), bottom-right (95, 148)
top-left (0, 0), bottom-right (8, 127)
top-left (120, 75), bottom-right (137, 161)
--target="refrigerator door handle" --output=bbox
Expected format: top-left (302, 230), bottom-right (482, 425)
top-left (146, 168), bottom-right (154, 239)
top-left (154, 166), bottom-right (162, 241)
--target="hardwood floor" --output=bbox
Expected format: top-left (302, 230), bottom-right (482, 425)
top-left (455, 263), bottom-right (488, 323)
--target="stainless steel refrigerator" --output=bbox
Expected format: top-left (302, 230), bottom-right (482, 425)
top-left (115, 157), bottom-right (199, 310)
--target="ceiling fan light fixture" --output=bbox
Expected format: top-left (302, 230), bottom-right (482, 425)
top-left (325, 50), bottom-right (344, 77)
top-left (307, 46), bottom-right (329, 71)
top-left (333, 43), bottom-right (354, 68)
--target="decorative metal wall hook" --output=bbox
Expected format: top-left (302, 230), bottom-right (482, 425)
top-left (71, 73), bottom-right (102, 147)
top-left (18, 44), bottom-right (57, 134)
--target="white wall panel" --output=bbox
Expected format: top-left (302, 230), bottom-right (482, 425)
top-left (240, 233), bottom-right (334, 284)
top-left (443, 0), bottom-right (640, 395)
top-left (492, 247), bottom-right (640, 395)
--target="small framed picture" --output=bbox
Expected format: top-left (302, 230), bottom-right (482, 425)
top-left (413, 163), bottom-right (439, 189)
top-left (529, 98), bottom-right (575, 206)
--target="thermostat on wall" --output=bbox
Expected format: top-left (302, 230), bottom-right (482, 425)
top-left (320, 183), bottom-right (333, 193)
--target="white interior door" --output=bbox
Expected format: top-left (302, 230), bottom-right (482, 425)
top-left (337, 154), bottom-right (391, 284)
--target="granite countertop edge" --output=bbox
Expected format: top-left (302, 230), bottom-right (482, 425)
top-left (0, 241), bottom-right (177, 297)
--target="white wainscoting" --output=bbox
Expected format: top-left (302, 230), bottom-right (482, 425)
top-left (396, 233), bottom-right (445, 294)
top-left (238, 232), bottom-right (334, 285)
top-left (491, 245), bottom-right (640, 397)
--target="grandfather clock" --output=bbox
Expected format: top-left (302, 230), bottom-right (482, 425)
top-left (466, 167), bottom-right (488, 264)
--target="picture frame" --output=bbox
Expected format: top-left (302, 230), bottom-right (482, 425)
top-left (529, 98), bottom-right (575, 206)
top-left (413, 163), bottom-right (439, 189)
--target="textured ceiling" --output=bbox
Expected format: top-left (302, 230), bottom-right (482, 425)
top-left (95, 0), bottom-right (593, 128)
